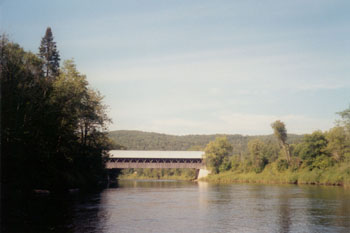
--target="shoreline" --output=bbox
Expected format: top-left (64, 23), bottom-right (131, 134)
top-left (200, 165), bottom-right (350, 188)
top-left (116, 174), bottom-right (350, 189)
top-left (201, 177), bottom-right (347, 187)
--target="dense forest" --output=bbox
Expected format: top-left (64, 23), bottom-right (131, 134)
top-left (108, 130), bottom-right (303, 154)
top-left (1, 28), bottom-right (112, 195)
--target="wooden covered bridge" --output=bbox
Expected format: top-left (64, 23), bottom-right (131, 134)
top-left (107, 150), bottom-right (210, 178)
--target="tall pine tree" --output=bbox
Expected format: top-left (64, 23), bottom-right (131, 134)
top-left (39, 27), bottom-right (60, 79)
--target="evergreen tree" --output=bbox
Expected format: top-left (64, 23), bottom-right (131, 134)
top-left (39, 27), bottom-right (60, 79)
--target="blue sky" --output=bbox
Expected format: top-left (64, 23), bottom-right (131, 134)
top-left (1, 0), bottom-right (350, 135)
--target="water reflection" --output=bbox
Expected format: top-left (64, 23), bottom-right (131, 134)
top-left (2, 181), bottom-right (350, 233)
top-left (277, 187), bottom-right (292, 233)
top-left (198, 181), bottom-right (209, 210)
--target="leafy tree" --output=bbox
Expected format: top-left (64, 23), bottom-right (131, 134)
top-left (276, 159), bottom-right (289, 172)
top-left (263, 142), bottom-right (280, 163)
top-left (271, 120), bottom-right (291, 162)
top-left (39, 27), bottom-right (60, 80)
top-left (1, 36), bottom-right (53, 191)
top-left (326, 127), bottom-right (348, 161)
top-left (51, 59), bottom-right (111, 187)
top-left (294, 131), bottom-right (331, 169)
top-left (247, 139), bottom-right (268, 173)
top-left (1, 34), bottom-right (111, 194)
top-left (337, 105), bottom-right (350, 130)
top-left (335, 106), bottom-right (350, 162)
top-left (248, 139), bottom-right (265, 160)
top-left (204, 137), bottom-right (233, 174)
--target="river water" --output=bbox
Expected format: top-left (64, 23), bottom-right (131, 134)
top-left (3, 180), bottom-right (350, 233)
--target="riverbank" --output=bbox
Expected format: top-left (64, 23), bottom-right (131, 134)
top-left (202, 163), bottom-right (350, 188)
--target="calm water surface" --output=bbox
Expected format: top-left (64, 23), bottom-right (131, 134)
top-left (4, 180), bottom-right (350, 233)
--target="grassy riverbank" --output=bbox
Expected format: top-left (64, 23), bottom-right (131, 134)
top-left (202, 162), bottom-right (350, 188)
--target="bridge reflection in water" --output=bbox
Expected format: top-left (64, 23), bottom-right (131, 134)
top-left (106, 150), bottom-right (209, 178)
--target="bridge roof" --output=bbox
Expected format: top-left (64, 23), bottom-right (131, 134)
top-left (109, 150), bottom-right (204, 159)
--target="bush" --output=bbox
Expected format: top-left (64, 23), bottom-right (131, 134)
top-left (276, 159), bottom-right (289, 172)
top-left (289, 157), bottom-right (302, 171)
top-left (312, 155), bottom-right (334, 169)
top-left (253, 157), bottom-right (269, 173)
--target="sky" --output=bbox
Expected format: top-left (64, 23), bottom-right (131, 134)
top-left (1, 0), bottom-right (350, 135)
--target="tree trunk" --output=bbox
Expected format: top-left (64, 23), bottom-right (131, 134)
top-left (282, 143), bottom-right (291, 163)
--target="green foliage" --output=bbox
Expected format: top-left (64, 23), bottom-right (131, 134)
top-left (38, 27), bottom-right (60, 79)
top-left (108, 130), bottom-right (302, 155)
top-left (187, 145), bottom-right (204, 151)
top-left (120, 168), bottom-right (197, 180)
top-left (271, 120), bottom-right (291, 162)
top-left (247, 139), bottom-right (268, 173)
top-left (204, 137), bottom-right (233, 174)
top-left (230, 156), bottom-right (241, 171)
top-left (303, 131), bottom-right (328, 158)
top-left (276, 159), bottom-right (289, 172)
top-left (1, 32), bottom-right (111, 193)
top-left (263, 142), bottom-right (280, 163)
top-left (202, 106), bottom-right (350, 187)
top-left (337, 105), bottom-right (350, 133)
top-left (312, 155), bottom-right (334, 169)
top-left (248, 139), bottom-right (265, 159)
top-left (289, 156), bottom-right (302, 171)
top-left (326, 127), bottom-right (349, 161)
top-left (294, 131), bottom-right (329, 170)
top-left (271, 120), bottom-right (287, 143)
top-left (204, 162), bottom-right (350, 187)
top-left (219, 157), bottom-right (232, 172)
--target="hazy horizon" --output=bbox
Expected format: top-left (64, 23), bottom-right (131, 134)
top-left (109, 129), bottom-right (304, 137)
top-left (2, 0), bottom-right (350, 135)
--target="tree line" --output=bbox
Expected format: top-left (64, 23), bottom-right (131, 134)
top-left (204, 109), bottom-right (350, 184)
top-left (108, 130), bottom-right (303, 153)
top-left (1, 28), bottom-right (112, 194)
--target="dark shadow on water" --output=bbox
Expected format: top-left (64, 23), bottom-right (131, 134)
top-left (1, 187), bottom-right (110, 233)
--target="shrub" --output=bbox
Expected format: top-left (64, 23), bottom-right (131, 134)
top-left (276, 159), bottom-right (289, 172)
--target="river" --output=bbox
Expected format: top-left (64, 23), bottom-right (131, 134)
top-left (3, 180), bottom-right (350, 233)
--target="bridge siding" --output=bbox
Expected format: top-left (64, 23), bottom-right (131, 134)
top-left (106, 162), bottom-right (204, 169)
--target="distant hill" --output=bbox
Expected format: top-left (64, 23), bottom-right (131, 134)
top-left (108, 130), bottom-right (304, 154)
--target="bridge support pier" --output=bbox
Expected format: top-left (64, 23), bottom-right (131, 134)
top-left (196, 168), bottom-right (210, 179)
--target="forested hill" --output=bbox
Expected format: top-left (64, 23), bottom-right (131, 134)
top-left (108, 130), bottom-right (303, 153)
